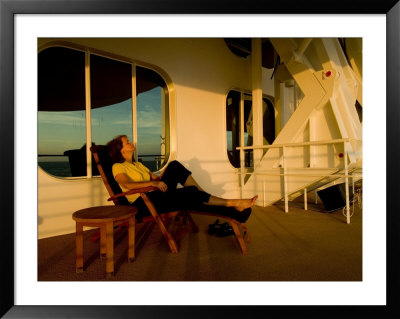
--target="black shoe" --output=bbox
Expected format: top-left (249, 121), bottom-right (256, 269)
top-left (208, 220), bottom-right (234, 237)
top-left (208, 219), bottom-right (220, 235)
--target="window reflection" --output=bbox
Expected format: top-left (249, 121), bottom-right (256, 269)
top-left (90, 54), bottom-right (133, 174)
top-left (136, 66), bottom-right (169, 171)
top-left (38, 47), bottom-right (86, 177)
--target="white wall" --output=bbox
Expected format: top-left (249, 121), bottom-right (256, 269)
top-left (38, 167), bottom-right (111, 238)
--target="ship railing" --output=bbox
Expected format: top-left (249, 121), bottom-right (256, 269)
top-left (236, 138), bottom-right (362, 224)
top-left (137, 154), bottom-right (166, 171)
top-left (38, 154), bottom-right (166, 176)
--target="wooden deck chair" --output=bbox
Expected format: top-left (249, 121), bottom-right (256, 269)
top-left (90, 145), bottom-right (196, 254)
top-left (90, 145), bottom-right (250, 255)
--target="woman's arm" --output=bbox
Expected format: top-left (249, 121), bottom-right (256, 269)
top-left (150, 172), bottom-right (161, 181)
top-left (115, 173), bottom-right (167, 192)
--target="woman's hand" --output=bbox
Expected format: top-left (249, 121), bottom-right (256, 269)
top-left (153, 181), bottom-right (168, 192)
top-left (115, 173), bottom-right (167, 192)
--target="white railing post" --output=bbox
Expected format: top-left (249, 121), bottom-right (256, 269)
top-left (282, 146), bottom-right (288, 213)
top-left (344, 142), bottom-right (350, 224)
top-left (304, 188), bottom-right (308, 211)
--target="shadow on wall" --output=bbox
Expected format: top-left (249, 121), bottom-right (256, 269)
top-left (186, 158), bottom-right (226, 197)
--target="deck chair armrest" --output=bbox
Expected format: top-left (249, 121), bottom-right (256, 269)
top-left (107, 186), bottom-right (158, 201)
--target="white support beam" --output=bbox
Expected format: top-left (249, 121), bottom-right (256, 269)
top-left (251, 38), bottom-right (263, 165)
top-left (282, 146), bottom-right (288, 213)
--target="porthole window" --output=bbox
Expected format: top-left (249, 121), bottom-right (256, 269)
top-left (38, 46), bottom-right (170, 177)
top-left (226, 90), bottom-right (275, 168)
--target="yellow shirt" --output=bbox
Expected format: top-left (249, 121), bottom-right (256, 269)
top-left (112, 161), bottom-right (152, 203)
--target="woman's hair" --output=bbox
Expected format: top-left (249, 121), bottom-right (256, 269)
top-left (106, 134), bottom-right (127, 163)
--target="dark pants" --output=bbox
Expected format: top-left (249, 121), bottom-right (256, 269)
top-left (131, 160), bottom-right (251, 223)
top-left (132, 161), bottom-right (210, 220)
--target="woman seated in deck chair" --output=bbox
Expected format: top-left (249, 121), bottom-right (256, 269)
top-left (106, 135), bottom-right (258, 223)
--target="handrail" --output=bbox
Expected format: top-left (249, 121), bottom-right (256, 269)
top-left (38, 153), bottom-right (165, 158)
top-left (235, 138), bottom-right (360, 151)
top-left (237, 172), bottom-right (362, 178)
top-left (236, 138), bottom-right (362, 224)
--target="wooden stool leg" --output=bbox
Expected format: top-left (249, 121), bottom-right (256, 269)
top-left (100, 226), bottom-right (106, 259)
top-left (105, 222), bottom-right (114, 276)
top-left (128, 216), bottom-right (135, 262)
top-left (75, 223), bottom-right (84, 273)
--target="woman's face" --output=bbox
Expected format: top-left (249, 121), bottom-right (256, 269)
top-left (120, 136), bottom-right (135, 158)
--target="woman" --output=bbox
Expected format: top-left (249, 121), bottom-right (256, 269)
top-left (107, 135), bottom-right (257, 223)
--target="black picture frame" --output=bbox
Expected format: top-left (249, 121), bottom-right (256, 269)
top-left (1, 0), bottom-right (399, 318)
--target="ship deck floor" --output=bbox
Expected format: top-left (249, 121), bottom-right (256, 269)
top-left (38, 196), bottom-right (362, 282)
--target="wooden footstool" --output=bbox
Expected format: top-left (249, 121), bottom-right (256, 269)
top-left (72, 205), bottom-right (137, 276)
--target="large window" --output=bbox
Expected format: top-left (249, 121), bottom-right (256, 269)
top-left (226, 90), bottom-right (275, 168)
top-left (38, 46), bottom-right (170, 177)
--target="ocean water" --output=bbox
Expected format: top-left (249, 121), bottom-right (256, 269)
top-left (38, 161), bottom-right (72, 177)
top-left (141, 160), bottom-right (158, 172)
top-left (38, 159), bottom-right (159, 177)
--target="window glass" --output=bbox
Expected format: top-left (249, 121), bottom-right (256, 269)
top-left (226, 91), bottom-right (253, 168)
top-left (226, 90), bottom-right (240, 168)
top-left (38, 47), bottom-right (86, 177)
top-left (243, 94), bottom-right (253, 167)
top-left (136, 66), bottom-right (169, 171)
top-left (263, 97), bottom-right (275, 145)
top-left (90, 53), bottom-right (133, 155)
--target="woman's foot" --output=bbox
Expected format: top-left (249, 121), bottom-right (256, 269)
top-left (235, 195), bottom-right (258, 212)
top-left (206, 194), bottom-right (258, 211)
